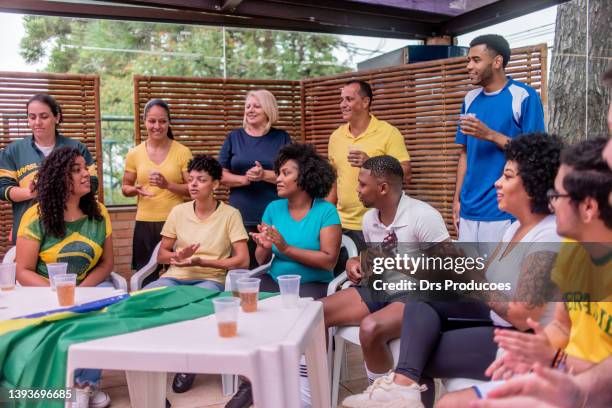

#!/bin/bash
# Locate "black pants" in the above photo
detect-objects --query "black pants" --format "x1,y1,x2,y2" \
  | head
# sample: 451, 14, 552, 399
132, 220, 165, 287
259, 273, 328, 300
245, 225, 260, 270
396, 302, 495, 407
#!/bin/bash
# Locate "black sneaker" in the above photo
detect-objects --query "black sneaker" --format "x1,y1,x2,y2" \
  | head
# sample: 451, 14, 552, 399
172, 373, 196, 393
225, 381, 253, 408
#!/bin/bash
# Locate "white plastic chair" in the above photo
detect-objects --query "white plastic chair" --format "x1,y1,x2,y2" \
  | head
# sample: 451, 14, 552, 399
3, 246, 128, 291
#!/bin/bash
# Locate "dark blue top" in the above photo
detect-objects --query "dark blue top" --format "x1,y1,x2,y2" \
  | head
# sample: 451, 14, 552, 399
218, 127, 292, 226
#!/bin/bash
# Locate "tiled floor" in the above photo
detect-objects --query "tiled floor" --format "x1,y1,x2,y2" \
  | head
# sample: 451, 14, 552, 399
101, 343, 368, 408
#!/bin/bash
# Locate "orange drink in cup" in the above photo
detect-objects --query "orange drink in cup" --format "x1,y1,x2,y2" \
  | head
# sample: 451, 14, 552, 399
55, 274, 77, 306
237, 277, 260, 313
212, 297, 240, 338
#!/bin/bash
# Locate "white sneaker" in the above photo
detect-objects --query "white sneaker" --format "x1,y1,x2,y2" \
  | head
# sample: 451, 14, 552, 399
88, 390, 111, 408
342, 373, 426, 408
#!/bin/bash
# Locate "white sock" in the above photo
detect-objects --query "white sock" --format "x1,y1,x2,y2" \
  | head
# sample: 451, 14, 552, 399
365, 366, 386, 385
299, 355, 311, 408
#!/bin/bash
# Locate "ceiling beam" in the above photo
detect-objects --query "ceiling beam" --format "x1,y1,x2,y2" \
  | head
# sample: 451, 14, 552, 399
440, 0, 568, 36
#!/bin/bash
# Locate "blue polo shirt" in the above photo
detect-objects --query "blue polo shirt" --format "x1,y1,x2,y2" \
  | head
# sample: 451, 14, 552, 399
455, 77, 545, 221
218, 127, 291, 226
263, 198, 341, 283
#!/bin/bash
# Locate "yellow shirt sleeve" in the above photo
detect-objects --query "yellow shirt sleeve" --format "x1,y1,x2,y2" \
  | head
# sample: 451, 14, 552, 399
99, 204, 112, 238
180, 144, 193, 173
124, 148, 137, 173
160, 205, 179, 239
17, 205, 41, 242
385, 126, 410, 162
227, 209, 249, 243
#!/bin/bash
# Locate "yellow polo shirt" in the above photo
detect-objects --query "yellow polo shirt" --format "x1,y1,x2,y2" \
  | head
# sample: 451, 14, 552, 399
328, 115, 410, 230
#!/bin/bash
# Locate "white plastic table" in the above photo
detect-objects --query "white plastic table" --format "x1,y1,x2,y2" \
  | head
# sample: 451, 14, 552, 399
65, 295, 330, 408
0, 286, 125, 320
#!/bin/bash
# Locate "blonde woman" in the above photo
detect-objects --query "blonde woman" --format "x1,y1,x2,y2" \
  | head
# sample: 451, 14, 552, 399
218, 89, 291, 269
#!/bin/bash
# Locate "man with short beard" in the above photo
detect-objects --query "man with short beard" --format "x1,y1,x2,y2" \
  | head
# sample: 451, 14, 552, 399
454, 35, 545, 246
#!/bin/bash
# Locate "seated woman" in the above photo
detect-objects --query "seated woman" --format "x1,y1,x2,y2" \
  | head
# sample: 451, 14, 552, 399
144, 155, 249, 290
15, 146, 113, 408
343, 133, 564, 408
224, 143, 342, 408
252, 142, 342, 298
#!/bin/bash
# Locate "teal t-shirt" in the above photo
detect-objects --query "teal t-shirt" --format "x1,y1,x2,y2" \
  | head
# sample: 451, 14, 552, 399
262, 198, 341, 283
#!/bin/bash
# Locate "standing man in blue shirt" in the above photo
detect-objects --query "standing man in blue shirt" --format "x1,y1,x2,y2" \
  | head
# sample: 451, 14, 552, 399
453, 34, 545, 245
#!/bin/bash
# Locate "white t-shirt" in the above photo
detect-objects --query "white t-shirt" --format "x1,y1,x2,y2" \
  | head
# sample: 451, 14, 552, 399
35, 143, 55, 157
486, 215, 561, 327
362, 193, 450, 245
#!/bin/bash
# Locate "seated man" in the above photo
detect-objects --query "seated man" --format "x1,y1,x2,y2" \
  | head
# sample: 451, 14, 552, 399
144, 154, 249, 393
439, 137, 612, 407
322, 155, 450, 384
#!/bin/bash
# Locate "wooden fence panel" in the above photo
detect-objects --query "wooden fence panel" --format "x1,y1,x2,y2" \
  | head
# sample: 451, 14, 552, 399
0, 72, 102, 258
302, 44, 547, 235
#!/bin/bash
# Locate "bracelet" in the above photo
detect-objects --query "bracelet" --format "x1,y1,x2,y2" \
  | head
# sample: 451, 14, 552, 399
551, 348, 562, 368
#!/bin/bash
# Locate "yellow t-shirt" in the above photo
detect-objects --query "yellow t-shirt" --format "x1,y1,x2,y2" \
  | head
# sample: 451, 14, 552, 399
328, 115, 410, 230
160, 201, 248, 283
124, 140, 193, 221
18, 203, 112, 284
552, 241, 612, 363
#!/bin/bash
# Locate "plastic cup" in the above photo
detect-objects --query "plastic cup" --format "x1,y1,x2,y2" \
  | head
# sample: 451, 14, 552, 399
278, 275, 301, 308
55, 273, 77, 306
0, 263, 16, 291
212, 297, 240, 338
237, 277, 260, 313
47, 262, 68, 291
227, 270, 250, 297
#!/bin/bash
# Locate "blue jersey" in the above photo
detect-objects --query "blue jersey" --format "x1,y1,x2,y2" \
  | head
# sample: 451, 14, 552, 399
455, 77, 545, 221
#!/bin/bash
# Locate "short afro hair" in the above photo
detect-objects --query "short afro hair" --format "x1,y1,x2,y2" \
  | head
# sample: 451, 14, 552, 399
274, 143, 336, 198
470, 34, 511, 68
504, 133, 563, 214
362, 155, 404, 189
187, 155, 222, 180
560, 137, 612, 228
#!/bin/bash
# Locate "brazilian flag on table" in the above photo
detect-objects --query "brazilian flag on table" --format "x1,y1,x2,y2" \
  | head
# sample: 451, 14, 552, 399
0, 286, 276, 408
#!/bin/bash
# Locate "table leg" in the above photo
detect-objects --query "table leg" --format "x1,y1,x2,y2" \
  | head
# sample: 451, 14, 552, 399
305, 317, 331, 408
125, 370, 167, 408
250, 348, 288, 408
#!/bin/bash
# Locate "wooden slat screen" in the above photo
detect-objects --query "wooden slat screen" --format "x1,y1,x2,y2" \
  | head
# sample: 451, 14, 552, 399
302, 44, 547, 235
0, 72, 102, 258
133, 76, 302, 152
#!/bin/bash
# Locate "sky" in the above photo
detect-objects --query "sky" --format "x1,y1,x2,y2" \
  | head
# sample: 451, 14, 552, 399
0, 6, 557, 72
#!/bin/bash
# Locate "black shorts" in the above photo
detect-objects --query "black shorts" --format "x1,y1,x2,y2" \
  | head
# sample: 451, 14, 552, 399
354, 285, 407, 313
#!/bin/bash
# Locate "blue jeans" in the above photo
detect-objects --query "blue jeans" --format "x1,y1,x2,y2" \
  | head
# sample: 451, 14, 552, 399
73, 279, 116, 387
143, 277, 224, 291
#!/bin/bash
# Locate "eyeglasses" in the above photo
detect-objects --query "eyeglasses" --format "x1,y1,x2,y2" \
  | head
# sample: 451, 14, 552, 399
546, 188, 571, 203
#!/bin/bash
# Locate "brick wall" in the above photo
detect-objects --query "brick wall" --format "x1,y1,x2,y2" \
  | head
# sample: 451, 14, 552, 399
108, 206, 136, 280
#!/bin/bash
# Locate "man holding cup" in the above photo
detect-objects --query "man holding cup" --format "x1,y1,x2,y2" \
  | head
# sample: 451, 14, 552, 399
454, 34, 545, 244
327, 80, 411, 254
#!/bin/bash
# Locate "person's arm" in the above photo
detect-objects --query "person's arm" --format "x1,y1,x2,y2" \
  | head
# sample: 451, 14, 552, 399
171, 240, 250, 270
453, 146, 467, 234
121, 170, 153, 197
157, 235, 179, 264
15, 236, 49, 286
79, 235, 114, 287
221, 168, 251, 188
149, 170, 190, 197
245, 161, 277, 184
267, 224, 342, 271
253, 230, 274, 266
325, 182, 338, 205
400, 161, 411, 186
0, 149, 34, 203
575, 356, 612, 407
460, 116, 511, 149
488, 251, 558, 330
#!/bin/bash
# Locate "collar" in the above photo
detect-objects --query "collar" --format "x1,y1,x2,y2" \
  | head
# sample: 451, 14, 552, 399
345, 114, 379, 139
372, 193, 411, 230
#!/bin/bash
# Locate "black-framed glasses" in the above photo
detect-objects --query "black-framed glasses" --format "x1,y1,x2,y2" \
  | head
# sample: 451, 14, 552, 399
546, 188, 571, 203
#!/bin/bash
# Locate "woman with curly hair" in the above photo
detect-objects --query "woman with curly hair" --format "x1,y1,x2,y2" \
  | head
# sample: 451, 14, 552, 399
15, 146, 112, 408
0, 94, 98, 244
16, 146, 113, 287
343, 133, 566, 408
225, 143, 341, 408
251, 143, 341, 298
